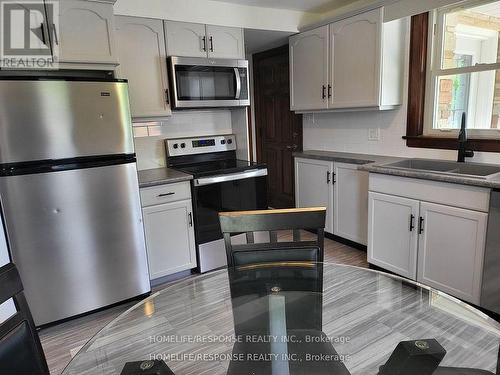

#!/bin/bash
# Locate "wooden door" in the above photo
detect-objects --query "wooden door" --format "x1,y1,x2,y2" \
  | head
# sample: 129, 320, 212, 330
164, 21, 207, 58
295, 158, 334, 234
333, 162, 369, 245
57, 0, 117, 64
206, 25, 245, 59
417, 202, 487, 304
329, 7, 382, 108
115, 16, 171, 118
142, 199, 197, 280
368, 192, 419, 280
289, 25, 329, 111
254, 45, 303, 208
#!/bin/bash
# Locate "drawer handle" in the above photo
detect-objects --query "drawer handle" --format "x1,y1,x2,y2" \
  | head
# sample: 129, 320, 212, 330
158, 192, 175, 197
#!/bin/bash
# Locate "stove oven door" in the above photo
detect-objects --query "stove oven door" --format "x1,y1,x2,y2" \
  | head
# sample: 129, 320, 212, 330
192, 169, 267, 272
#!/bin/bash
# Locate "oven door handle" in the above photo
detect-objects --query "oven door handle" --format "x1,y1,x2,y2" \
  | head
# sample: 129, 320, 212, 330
194, 168, 267, 186
234, 68, 241, 100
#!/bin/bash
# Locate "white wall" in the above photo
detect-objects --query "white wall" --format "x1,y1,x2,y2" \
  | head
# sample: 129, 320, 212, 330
303, 31, 500, 165
114, 0, 316, 32
134, 110, 233, 170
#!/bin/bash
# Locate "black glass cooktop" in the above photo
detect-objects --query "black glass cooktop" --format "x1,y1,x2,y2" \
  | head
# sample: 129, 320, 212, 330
175, 159, 265, 178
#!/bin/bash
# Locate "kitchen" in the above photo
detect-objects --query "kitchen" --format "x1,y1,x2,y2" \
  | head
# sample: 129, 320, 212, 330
0, 0, 499, 374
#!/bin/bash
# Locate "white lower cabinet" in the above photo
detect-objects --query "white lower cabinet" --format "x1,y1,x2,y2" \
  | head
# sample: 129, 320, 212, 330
295, 158, 334, 234
417, 202, 487, 305
142, 196, 197, 280
368, 174, 489, 305
368, 192, 419, 279
333, 163, 369, 245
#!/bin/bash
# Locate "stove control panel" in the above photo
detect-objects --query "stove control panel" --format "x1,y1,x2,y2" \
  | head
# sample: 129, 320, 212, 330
166, 135, 236, 156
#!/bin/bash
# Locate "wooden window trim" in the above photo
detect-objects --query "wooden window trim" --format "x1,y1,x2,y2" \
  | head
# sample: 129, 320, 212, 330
405, 12, 500, 152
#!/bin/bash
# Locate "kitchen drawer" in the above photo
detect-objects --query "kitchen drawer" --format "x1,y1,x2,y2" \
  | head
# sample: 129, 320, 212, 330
140, 182, 191, 207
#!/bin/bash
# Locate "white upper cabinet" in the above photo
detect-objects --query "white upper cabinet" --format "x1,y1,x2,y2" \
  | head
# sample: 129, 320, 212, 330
368, 192, 419, 280
115, 16, 171, 119
290, 7, 406, 112
164, 21, 207, 58
295, 158, 334, 234
290, 26, 329, 111
417, 202, 487, 305
329, 8, 382, 109
333, 163, 369, 245
56, 0, 118, 66
164, 21, 244, 59
206, 25, 245, 59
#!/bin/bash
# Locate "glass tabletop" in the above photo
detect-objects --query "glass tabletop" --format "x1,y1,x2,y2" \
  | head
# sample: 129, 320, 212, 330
62, 263, 500, 375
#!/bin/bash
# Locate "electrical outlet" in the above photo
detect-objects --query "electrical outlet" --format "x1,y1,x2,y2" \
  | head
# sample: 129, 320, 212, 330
368, 128, 380, 141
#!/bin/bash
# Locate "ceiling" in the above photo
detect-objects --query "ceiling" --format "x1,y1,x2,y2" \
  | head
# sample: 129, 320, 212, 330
210, 0, 357, 13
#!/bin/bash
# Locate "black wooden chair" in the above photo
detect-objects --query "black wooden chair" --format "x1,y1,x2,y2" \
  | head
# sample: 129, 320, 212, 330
0, 263, 50, 375
218, 207, 326, 267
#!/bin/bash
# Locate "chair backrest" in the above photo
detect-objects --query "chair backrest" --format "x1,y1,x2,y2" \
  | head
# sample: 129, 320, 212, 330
219, 207, 326, 267
0, 263, 49, 375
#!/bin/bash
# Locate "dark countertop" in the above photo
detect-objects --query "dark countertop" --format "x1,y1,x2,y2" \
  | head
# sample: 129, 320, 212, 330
360, 162, 500, 189
138, 167, 192, 188
295, 150, 500, 189
293, 150, 402, 165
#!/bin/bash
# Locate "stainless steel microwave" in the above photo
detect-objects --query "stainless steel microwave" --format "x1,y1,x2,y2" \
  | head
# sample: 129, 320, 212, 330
167, 56, 250, 109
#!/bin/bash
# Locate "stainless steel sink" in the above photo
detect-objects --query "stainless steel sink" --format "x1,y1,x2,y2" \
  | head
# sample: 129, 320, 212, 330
382, 159, 500, 180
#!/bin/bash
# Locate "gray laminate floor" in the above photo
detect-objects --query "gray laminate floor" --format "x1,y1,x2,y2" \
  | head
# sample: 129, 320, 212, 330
39, 231, 367, 375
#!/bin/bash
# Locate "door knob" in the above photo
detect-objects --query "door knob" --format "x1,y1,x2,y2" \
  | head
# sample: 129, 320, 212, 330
286, 145, 298, 150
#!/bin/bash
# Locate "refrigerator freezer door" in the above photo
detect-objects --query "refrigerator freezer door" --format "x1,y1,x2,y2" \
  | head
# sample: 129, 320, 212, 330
0, 162, 150, 325
0, 80, 134, 164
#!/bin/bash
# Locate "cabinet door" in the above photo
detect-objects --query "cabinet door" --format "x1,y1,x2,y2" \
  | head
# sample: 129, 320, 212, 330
417, 202, 487, 305
115, 16, 171, 118
329, 8, 382, 108
333, 163, 368, 245
206, 25, 245, 59
368, 192, 419, 279
164, 21, 207, 58
289, 26, 329, 111
142, 200, 197, 280
295, 158, 334, 233
56, 0, 117, 64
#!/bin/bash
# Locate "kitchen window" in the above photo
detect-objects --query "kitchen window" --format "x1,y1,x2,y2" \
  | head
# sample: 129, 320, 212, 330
406, 0, 500, 151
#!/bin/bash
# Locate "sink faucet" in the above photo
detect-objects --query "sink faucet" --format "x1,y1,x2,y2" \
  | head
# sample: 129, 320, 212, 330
457, 112, 474, 163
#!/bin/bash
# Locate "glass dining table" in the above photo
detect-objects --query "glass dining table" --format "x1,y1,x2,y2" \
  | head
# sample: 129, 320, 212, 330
62, 263, 500, 375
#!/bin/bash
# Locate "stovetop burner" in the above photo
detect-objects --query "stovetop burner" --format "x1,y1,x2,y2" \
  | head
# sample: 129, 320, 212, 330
175, 159, 264, 178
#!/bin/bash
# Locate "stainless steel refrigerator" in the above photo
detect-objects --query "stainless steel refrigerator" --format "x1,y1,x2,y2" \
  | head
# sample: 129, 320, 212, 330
0, 78, 151, 326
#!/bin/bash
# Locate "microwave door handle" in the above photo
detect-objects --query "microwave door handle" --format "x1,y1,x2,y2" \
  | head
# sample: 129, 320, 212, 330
234, 68, 241, 99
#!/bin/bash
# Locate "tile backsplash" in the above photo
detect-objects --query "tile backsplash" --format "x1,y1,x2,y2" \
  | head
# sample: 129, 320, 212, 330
133, 110, 233, 170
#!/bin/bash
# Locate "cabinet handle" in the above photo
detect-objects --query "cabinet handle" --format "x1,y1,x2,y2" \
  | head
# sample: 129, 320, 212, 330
328, 84, 332, 98
188, 212, 193, 227
333, 172, 336, 184
52, 23, 59, 45
158, 192, 175, 197
326, 171, 331, 184
165, 89, 170, 104
409, 214, 415, 232
322, 85, 326, 100
418, 216, 424, 234
202, 36, 207, 52
209, 36, 214, 52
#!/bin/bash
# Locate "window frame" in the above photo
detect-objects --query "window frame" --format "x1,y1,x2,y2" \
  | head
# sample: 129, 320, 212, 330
405, 1, 500, 152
